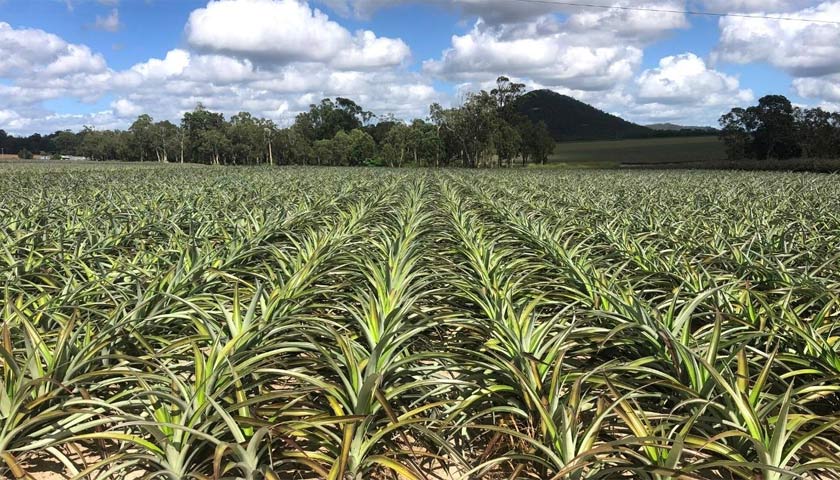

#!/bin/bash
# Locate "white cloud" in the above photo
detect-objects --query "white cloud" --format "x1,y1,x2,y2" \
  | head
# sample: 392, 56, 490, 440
700, 0, 816, 12
112, 49, 258, 88
111, 98, 142, 117
0, 109, 23, 127
331, 30, 412, 69
714, 1, 840, 77
323, 0, 692, 27
563, 1, 689, 40
422, 2, 687, 91
320, 0, 559, 23
120, 49, 191, 83
637, 53, 753, 105
110, 61, 442, 127
712, 1, 840, 110
92, 8, 121, 32
0, 14, 428, 134
0, 106, 125, 134
818, 101, 840, 111
793, 74, 840, 101
0, 22, 107, 78
185, 0, 409, 69
423, 18, 648, 91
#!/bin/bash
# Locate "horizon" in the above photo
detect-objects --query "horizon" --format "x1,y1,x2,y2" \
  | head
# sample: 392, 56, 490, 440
2, 0, 840, 136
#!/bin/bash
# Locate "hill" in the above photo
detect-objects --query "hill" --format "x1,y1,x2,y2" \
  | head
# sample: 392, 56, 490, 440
515, 89, 653, 141
647, 123, 717, 133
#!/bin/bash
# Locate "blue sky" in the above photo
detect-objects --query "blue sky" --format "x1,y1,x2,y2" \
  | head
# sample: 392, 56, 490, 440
1, 0, 838, 135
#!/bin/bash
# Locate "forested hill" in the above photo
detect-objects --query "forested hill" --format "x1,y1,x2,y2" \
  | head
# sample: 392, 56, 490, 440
515, 89, 653, 141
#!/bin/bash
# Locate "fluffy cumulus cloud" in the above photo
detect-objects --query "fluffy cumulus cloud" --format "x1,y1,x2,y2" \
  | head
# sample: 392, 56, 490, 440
0, 109, 24, 129
424, 26, 643, 91
110, 98, 143, 117
714, 1, 840, 77
637, 53, 753, 105
424, 2, 687, 91
713, 1, 840, 104
185, 0, 410, 69
793, 74, 840, 101
112, 49, 257, 87
108, 60, 442, 126
0, 0, 435, 134
0, 22, 107, 78
562, 1, 690, 40
0, 22, 114, 112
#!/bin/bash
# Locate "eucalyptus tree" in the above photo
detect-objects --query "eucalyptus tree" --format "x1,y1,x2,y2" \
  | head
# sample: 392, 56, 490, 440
129, 114, 156, 162
181, 103, 226, 164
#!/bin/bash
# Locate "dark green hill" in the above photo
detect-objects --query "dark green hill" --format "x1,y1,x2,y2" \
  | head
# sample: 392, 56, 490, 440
516, 89, 653, 141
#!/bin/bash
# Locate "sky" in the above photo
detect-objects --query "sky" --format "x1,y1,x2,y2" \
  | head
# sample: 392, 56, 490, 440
1, 0, 840, 135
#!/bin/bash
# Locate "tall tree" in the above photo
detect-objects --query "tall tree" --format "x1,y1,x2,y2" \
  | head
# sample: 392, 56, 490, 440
228, 112, 264, 165
491, 75, 526, 119
430, 92, 499, 168
259, 118, 277, 166
520, 120, 554, 165
720, 95, 804, 161
153, 120, 179, 163
181, 104, 226, 164
382, 123, 411, 167
718, 107, 754, 160
313, 138, 336, 166
52, 130, 81, 156
347, 129, 376, 166
748, 95, 801, 160
796, 107, 840, 158
493, 121, 521, 168
294, 98, 372, 142
129, 114, 156, 162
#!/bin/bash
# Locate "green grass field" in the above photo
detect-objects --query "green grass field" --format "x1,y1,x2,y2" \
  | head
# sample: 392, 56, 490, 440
2, 163, 840, 479
547, 136, 727, 168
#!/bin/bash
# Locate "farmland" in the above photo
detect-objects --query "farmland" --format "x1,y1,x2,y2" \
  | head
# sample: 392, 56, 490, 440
547, 136, 726, 168
2, 163, 840, 479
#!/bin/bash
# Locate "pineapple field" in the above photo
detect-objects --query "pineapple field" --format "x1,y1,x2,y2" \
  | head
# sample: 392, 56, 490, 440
2, 164, 840, 479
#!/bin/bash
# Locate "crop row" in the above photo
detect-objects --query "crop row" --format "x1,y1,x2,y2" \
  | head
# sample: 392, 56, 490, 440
1, 165, 839, 479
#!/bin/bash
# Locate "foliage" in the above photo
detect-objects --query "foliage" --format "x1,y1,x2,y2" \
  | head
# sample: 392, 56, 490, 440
719, 95, 840, 161
1, 164, 839, 479
15, 148, 32, 159
5, 86, 839, 169
0, 77, 584, 168
519, 120, 555, 165
295, 97, 373, 142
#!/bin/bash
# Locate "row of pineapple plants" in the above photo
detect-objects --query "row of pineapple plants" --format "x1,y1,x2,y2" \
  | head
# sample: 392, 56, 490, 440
1, 164, 839, 479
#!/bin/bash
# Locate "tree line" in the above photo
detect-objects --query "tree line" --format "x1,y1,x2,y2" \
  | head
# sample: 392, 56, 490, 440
2, 77, 555, 167
719, 95, 840, 161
